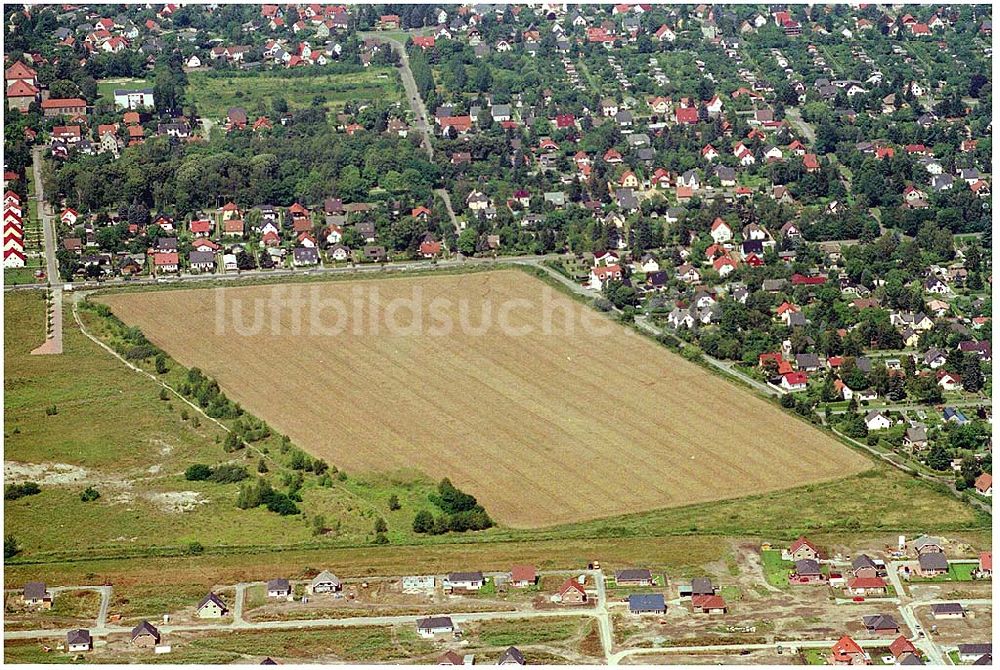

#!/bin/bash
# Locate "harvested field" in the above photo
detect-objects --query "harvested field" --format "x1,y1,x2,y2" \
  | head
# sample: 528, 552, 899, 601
97, 270, 870, 527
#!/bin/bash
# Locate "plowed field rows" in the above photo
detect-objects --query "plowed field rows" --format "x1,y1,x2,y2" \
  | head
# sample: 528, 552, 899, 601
98, 271, 870, 527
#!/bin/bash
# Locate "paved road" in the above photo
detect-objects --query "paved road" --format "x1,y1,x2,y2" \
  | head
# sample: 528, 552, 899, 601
825, 400, 986, 415
360, 32, 434, 160
5, 253, 572, 293
233, 583, 247, 626
785, 107, 816, 144
29, 146, 63, 354
435, 187, 462, 235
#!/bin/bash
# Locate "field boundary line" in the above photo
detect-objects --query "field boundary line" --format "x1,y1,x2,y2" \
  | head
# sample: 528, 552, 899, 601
71, 295, 235, 440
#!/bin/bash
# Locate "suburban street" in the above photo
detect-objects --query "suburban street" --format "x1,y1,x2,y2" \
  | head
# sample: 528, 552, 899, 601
357, 31, 434, 160
5, 565, 988, 665
29, 146, 63, 355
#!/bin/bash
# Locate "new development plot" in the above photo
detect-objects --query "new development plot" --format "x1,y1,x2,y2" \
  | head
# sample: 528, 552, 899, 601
98, 270, 870, 527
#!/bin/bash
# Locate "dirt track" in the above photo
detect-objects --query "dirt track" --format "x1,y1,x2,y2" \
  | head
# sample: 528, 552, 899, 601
98, 271, 869, 527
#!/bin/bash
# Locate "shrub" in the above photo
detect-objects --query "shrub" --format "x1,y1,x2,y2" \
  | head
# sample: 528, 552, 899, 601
4, 535, 20, 559
80, 486, 100, 502
187, 541, 205, 555
5, 482, 41, 500
185, 464, 214, 481
388, 494, 401, 511
412, 509, 434, 533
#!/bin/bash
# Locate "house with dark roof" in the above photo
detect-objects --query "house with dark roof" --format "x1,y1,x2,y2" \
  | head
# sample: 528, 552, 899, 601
862, 614, 899, 634
498, 646, 525, 665
917, 552, 949, 577
615, 569, 653, 586
131, 620, 160, 647
446, 572, 485, 590
267, 578, 291, 598
417, 616, 455, 638
197, 592, 229, 618
66, 629, 92, 652
930, 603, 965, 619
627, 593, 666, 614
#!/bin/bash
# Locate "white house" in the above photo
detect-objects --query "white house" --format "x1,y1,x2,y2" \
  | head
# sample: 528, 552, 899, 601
417, 616, 455, 638
589, 264, 622, 290
710, 218, 732, 243
113, 88, 155, 110
864, 411, 893, 431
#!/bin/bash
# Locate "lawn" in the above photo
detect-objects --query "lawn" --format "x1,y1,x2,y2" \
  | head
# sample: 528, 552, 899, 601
760, 550, 794, 588
96, 77, 149, 102
911, 561, 978, 583
186, 67, 402, 120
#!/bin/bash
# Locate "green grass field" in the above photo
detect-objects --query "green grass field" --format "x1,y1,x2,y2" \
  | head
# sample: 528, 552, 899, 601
910, 561, 978, 583
186, 68, 402, 120
474, 617, 585, 647
760, 550, 794, 588
97, 78, 150, 102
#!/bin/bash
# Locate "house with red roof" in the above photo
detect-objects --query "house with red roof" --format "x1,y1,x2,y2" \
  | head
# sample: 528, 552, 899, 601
789, 537, 820, 561
675, 107, 699, 125
5, 79, 39, 111
589, 264, 622, 290
4, 245, 26, 268
509, 565, 537, 588
419, 239, 442, 258
190, 219, 212, 237
889, 635, 917, 661
802, 153, 820, 172
781, 371, 808, 391
791, 273, 826, 286
152, 252, 179, 273
829, 635, 868, 665
846, 576, 887, 596
554, 114, 575, 129
977, 551, 991, 577
42, 98, 87, 118
713, 254, 737, 277
412, 36, 435, 49
974, 473, 992, 497
555, 578, 587, 604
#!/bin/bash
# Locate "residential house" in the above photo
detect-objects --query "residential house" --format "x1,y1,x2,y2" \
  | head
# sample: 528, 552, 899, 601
554, 578, 587, 604
417, 616, 455, 638
446, 572, 485, 591
309, 571, 342, 593
917, 552, 949, 577
196, 592, 228, 618
267, 578, 291, 598
130, 620, 160, 647
627, 594, 666, 615
66, 629, 92, 652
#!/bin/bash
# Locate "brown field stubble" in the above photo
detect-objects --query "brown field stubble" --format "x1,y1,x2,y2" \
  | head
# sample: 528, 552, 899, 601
97, 270, 870, 527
